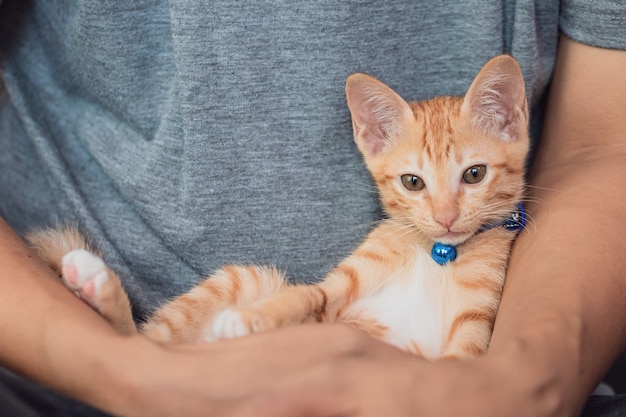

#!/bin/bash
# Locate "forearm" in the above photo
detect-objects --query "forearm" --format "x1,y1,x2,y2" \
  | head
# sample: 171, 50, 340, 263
0, 218, 145, 413
489, 158, 626, 414
486, 37, 626, 416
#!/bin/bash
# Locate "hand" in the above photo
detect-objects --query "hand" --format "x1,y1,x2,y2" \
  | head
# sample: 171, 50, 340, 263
225, 330, 561, 417
232, 335, 431, 417
126, 324, 506, 417
227, 331, 492, 417
119, 324, 422, 417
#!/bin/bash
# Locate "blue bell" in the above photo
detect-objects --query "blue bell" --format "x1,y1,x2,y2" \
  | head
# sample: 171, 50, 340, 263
431, 242, 457, 265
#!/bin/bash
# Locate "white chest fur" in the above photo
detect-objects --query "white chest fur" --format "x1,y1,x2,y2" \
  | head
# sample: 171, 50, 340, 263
342, 247, 457, 359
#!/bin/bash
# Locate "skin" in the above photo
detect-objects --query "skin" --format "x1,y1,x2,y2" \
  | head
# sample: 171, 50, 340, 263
0, 35, 625, 417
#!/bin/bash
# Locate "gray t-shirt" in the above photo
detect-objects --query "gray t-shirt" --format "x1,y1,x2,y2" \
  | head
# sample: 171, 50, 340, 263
0, 0, 624, 319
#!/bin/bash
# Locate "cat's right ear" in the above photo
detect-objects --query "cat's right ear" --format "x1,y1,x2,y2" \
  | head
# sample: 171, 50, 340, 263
345, 74, 414, 156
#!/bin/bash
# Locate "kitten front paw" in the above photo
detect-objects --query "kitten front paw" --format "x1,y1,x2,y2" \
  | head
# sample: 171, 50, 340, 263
61, 249, 110, 311
210, 308, 273, 340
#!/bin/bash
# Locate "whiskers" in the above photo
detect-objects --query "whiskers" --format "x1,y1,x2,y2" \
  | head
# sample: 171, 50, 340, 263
518, 183, 551, 234
353, 180, 382, 195
524, 183, 556, 192
521, 211, 538, 235
478, 198, 541, 235
474, 201, 515, 224
383, 214, 427, 241
352, 217, 387, 233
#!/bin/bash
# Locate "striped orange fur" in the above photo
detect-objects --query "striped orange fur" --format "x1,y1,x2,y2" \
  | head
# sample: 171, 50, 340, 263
28, 55, 529, 360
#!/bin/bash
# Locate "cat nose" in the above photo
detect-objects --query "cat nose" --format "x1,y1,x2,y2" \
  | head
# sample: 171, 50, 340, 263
434, 209, 459, 229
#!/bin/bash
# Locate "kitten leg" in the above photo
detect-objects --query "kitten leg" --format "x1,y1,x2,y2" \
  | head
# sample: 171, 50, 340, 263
27, 227, 137, 336
440, 316, 493, 360
211, 283, 326, 339
211, 231, 402, 340
440, 282, 500, 359
62, 250, 136, 336
141, 265, 287, 344
437, 290, 498, 359
212, 260, 376, 339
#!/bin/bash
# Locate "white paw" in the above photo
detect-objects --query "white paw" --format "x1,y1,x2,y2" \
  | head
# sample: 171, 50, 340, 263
211, 309, 252, 340
61, 249, 109, 299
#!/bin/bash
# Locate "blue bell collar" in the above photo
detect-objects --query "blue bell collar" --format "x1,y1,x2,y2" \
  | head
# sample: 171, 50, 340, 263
430, 203, 526, 266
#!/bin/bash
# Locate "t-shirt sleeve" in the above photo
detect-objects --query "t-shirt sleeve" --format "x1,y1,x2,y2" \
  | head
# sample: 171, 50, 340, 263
560, 0, 626, 49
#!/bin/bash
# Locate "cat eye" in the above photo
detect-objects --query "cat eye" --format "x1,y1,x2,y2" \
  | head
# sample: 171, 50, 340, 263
462, 165, 487, 184
400, 174, 425, 191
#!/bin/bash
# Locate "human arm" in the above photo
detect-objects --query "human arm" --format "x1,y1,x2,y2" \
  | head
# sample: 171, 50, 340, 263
0, 217, 186, 415
0, 217, 267, 415
0, 217, 140, 410
0, 216, 398, 416
487, 34, 626, 413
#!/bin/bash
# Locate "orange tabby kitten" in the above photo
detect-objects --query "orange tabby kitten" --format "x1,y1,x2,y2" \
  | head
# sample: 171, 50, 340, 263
28, 55, 529, 360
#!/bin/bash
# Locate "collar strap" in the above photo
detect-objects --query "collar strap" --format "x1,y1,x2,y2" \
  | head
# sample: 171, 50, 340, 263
480, 202, 526, 233
431, 203, 526, 266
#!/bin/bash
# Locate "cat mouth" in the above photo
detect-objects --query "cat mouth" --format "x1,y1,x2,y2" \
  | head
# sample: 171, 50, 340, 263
434, 231, 473, 245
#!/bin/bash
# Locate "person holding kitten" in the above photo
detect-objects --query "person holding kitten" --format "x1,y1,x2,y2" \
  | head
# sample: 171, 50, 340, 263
0, 1, 625, 417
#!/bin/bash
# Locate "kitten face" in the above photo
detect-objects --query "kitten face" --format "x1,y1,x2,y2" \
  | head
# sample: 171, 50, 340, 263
370, 97, 527, 245
346, 55, 529, 245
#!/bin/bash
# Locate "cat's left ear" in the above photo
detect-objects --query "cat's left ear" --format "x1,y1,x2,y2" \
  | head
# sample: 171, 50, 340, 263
461, 55, 529, 141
